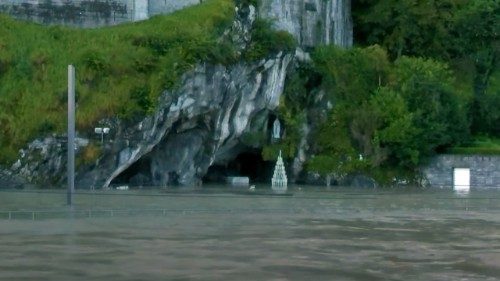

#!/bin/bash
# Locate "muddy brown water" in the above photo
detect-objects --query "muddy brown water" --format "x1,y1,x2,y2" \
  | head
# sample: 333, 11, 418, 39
0, 188, 499, 281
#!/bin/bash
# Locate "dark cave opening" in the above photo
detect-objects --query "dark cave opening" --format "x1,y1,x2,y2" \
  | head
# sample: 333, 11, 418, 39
110, 157, 152, 187
203, 151, 274, 184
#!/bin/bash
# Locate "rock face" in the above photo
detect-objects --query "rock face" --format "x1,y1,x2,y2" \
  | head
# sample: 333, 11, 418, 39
10, 136, 89, 187
0, 0, 352, 43
11, 4, 293, 188
99, 53, 292, 188
0, 168, 27, 189
9, 0, 353, 188
259, 0, 353, 48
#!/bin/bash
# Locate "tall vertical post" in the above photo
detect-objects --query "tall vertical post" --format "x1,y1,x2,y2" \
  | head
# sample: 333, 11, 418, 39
67, 65, 75, 206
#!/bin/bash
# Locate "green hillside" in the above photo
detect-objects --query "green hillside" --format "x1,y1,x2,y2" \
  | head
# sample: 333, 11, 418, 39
0, 0, 235, 163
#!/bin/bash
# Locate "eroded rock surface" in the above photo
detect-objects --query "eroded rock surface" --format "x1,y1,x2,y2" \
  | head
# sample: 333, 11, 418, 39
10, 1, 353, 188
259, 0, 352, 48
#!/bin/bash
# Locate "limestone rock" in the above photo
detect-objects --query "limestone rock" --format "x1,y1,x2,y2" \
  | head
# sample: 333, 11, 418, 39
0, 168, 27, 189
8, 1, 354, 188
259, 0, 353, 48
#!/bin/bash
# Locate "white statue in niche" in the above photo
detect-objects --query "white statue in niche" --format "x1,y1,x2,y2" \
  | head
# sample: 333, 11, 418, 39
272, 119, 281, 140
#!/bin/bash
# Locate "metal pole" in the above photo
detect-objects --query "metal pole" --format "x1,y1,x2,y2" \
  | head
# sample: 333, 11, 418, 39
67, 65, 75, 206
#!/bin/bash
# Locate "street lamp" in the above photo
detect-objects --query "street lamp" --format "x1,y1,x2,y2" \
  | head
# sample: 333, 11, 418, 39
68, 65, 75, 207
94, 127, 110, 143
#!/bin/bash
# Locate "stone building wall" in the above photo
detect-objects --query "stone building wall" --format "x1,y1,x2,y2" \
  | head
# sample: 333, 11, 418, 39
0, 0, 200, 27
423, 155, 500, 189
148, 0, 200, 17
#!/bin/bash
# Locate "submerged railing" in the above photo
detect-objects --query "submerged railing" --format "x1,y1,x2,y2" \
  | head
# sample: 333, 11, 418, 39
1, 189, 500, 220
0, 207, 304, 221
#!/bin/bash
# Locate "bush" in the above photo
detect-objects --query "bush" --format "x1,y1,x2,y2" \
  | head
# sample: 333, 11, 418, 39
244, 19, 296, 61
80, 49, 109, 73
78, 143, 102, 167
308, 45, 470, 177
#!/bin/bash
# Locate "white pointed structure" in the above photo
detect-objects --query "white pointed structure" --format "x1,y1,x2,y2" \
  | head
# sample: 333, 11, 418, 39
272, 150, 288, 190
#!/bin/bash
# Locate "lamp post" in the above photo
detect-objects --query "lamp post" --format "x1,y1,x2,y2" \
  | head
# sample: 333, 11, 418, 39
67, 65, 75, 207
94, 127, 110, 143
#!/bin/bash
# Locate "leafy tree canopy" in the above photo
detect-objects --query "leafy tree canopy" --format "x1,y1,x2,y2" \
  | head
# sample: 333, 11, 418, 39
307, 46, 468, 181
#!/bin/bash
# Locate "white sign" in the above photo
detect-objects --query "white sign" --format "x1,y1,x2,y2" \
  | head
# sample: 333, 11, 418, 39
453, 168, 470, 191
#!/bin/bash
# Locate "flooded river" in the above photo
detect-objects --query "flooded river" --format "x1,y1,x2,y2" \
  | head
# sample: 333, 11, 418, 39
0, 187, 499, 280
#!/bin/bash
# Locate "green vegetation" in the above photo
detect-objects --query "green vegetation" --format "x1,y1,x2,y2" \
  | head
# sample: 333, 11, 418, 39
0, 0, 235, 163
448, 137, 500, 155
77, 143, 102, 167
244, 19, 296, 61
0, 0, 496, 187
301, 45, 469, 183
261, 64, 315, 161
353, 0, 499, 136
286, 0, 499, 183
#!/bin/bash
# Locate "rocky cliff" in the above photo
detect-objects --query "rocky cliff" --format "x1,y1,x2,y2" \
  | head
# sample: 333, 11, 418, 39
260, 0, 352, 48
7, 0, 352, 188
0, 0, 353, 47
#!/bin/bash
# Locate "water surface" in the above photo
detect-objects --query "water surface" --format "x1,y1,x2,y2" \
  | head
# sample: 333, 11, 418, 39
0, 188, 499, 280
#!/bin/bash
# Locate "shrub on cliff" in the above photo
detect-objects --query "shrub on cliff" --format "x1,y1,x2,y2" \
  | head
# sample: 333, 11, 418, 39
244, 19, 296, 61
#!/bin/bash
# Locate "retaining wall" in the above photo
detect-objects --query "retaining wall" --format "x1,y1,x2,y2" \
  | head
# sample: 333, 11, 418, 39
423, 155, 500, 189
0, 0, 200, 27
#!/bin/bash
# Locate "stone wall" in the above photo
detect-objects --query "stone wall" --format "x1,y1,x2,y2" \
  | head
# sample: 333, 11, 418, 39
0, 0, 200, 27
423, 155, 500, 189
148, 0, 200, 17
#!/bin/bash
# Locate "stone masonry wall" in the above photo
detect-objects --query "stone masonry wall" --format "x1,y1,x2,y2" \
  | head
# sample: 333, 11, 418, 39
423, 155, 500, 189
148, 0, 200, 17
0, 0, 200, 27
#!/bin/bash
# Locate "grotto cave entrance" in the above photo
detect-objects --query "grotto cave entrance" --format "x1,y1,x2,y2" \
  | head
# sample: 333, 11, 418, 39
110, 156, 152, 188
203, 150, 274, 184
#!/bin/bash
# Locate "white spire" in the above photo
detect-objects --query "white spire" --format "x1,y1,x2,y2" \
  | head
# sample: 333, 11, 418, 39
272, 150, 288, 191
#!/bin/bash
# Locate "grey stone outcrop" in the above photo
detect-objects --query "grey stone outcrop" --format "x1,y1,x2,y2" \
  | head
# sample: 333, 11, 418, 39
259, 0, 353, 48
0, 168, 27, 189
6, 0, 354, 188
0, 0, 353, 46
10, 4, 293, 188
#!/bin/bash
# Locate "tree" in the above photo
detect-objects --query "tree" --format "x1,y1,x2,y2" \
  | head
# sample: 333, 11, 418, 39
392, 57, 469, 154
353, 0, 499, 137
308, 111, 363, 183
369, 87, 417, 167
312, 45, 390, 103
353, 0, 459, 59
452, 0, 500, 135
308, 47, 468, 180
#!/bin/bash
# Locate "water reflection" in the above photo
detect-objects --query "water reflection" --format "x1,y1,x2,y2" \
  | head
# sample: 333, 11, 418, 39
454, 189, 471, 197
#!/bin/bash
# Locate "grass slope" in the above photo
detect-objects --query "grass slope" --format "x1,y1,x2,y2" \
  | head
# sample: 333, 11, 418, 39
448, 137, 500, 155
0, 0, 235, 163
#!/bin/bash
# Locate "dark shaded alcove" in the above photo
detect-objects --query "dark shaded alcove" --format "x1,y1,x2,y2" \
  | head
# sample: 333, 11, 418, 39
203, 151, 274, 184
110, 156, 152, 187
